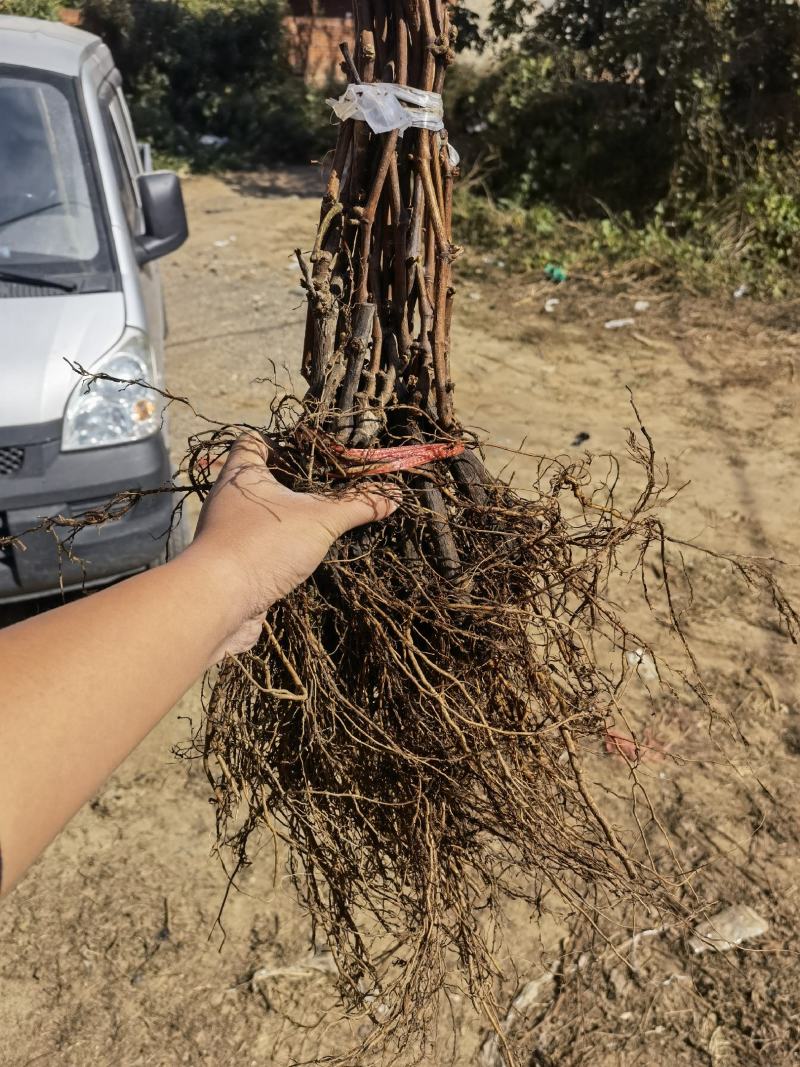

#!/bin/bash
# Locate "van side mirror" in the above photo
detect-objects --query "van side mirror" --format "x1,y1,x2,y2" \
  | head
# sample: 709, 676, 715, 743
134, 171, 188, 265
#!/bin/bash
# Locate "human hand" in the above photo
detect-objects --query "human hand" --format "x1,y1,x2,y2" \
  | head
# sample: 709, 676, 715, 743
190, 432, 399, 660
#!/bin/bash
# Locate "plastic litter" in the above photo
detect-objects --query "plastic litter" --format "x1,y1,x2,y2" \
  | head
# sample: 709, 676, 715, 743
634, 299, 650, 312
733, 283, 750, 299
544, 297, 560, 313
571, 431, 590, 446
198, 133, 229, 148
544, 262, 568, 284
442, 138, 460, 168
625, 647, 658, 681
690, 904, 769, 954
604, 318, 635, 330
327, 82, 444, 135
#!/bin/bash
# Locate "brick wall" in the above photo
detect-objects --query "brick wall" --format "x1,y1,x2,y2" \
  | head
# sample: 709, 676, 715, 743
283, 13, 353, 87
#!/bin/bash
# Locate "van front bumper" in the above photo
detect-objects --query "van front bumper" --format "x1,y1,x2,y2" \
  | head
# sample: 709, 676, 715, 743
0, 424, 174, 601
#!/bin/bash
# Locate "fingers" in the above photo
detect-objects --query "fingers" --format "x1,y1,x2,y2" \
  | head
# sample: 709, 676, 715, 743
212, 433, 401, 535
324, 484, 401, 534
216, 431, 275, 489
225, 430, 270, 467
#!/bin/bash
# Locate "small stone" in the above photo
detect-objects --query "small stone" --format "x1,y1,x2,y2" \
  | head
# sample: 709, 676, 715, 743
690, 904, 769, 953
625, 647, 658, 682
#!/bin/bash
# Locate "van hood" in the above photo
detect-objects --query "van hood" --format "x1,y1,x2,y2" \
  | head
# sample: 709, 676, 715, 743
0, 292, 125, 430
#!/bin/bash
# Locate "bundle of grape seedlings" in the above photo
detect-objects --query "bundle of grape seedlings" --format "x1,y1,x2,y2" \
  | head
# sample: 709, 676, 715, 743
182, 1, 798, 1061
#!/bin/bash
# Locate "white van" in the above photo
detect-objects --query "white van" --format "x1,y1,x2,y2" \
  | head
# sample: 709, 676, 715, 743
0, 15, 188, 600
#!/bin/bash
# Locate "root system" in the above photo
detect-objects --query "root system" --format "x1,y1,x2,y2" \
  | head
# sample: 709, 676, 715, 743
185, 398, 797, 1064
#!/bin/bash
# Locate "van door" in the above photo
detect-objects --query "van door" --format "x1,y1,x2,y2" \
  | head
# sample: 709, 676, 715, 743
98, 75, 165, 362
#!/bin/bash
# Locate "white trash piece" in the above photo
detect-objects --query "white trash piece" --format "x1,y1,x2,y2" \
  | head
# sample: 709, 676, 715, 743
544, 297, 560, 313
689, 904, 769, 954
604, 317, 635, 330
198, 133, 229, 148
328, 82, 444, 135
733, 283, 750, 300
625, 647, 658, 682
633, 299, 650, 312
443, 138, 460, 167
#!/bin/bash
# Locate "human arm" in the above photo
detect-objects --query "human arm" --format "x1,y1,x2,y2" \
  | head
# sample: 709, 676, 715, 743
0, 434, 396, 895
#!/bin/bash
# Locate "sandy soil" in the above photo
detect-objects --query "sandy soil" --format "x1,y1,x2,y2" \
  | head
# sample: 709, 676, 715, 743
1, 170, 799, 1067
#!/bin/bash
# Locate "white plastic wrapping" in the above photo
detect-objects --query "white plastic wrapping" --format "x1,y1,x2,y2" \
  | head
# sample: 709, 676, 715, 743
327, 82, 444, 135
443, 138, 460, 167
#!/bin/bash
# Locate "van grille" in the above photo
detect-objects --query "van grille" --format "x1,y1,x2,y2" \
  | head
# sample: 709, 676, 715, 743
0, 447, 24, 476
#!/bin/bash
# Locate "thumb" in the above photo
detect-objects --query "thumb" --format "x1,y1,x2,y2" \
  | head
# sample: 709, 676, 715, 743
217, 431, 272, 483
322, 484, 401, 535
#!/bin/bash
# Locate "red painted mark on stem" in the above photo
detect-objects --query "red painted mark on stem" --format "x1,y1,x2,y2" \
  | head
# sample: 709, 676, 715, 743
297, 426, 466, 477
337, 440, 465, 477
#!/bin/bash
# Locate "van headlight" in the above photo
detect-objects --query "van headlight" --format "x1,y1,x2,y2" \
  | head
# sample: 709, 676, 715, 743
62, 330, 164, 451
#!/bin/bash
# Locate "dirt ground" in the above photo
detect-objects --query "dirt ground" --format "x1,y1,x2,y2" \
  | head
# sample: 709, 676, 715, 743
1, 169, 799, 1067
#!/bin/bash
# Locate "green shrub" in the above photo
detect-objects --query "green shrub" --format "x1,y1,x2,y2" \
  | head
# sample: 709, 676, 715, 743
80, 0, 331, 166
445, 1, 800, 292
448, 53, 676, 220
0, 0, 61, 17
472, 0, 800, 214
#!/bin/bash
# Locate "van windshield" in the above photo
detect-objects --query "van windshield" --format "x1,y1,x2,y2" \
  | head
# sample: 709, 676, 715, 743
0, 66, 115, 293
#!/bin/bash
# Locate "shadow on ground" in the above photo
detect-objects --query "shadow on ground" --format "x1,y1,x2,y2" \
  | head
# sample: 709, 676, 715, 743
223, 166, 325, 200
